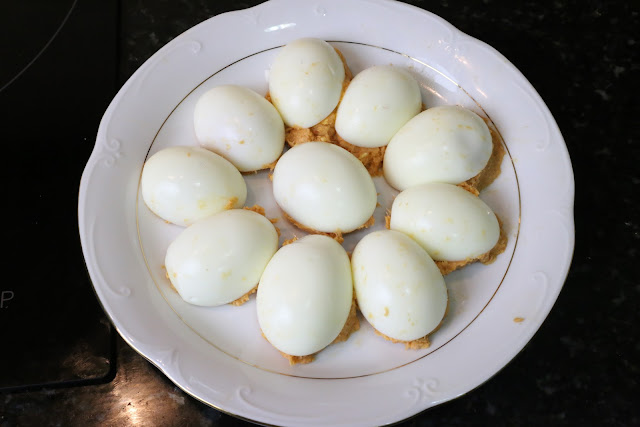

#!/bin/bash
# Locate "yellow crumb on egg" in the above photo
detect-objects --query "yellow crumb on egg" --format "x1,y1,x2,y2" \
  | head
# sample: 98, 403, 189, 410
223, 196, 239, 210
230, 286, 257, 306
282, 236, 298, 246
435, 216, 507, 275
374, 329, 431, 350
243, 204, 266, 215
261, 159, 278, 171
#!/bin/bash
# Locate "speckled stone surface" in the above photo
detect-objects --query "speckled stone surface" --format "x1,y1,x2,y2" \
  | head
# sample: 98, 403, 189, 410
1, 0, 638, 426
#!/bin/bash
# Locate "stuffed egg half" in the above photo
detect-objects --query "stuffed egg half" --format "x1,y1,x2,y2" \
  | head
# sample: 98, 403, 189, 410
141, 146, 246, 226
390, 183, 500, 262
272, 142, 377, 233
335, 65, 422, 148
268, 38, 346, 128
165, 209, 278, 306
193, 85, 285, 172
384, 105, 493, 191
257, 235, 353, 357
352, 230, 448, 342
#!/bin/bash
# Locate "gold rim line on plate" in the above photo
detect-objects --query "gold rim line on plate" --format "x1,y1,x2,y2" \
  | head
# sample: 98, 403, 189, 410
135, 42, 522, 380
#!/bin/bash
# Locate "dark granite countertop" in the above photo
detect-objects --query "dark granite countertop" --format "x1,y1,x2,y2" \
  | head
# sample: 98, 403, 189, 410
1, 0, 638, 425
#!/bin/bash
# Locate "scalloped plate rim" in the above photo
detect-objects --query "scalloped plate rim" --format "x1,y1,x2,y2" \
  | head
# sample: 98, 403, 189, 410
78, 0, 575, 425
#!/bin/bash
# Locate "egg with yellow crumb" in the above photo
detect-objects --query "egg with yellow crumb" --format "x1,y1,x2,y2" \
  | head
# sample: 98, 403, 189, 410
268, 38, 346, 128
383, 105, 493, 190
165, 209, 278, 307
257, 235, 357, 363
193, 85, 285, 172
335, 65, 422, 148
141, 146, 246, 226
352, 230, 448, 345
272, 141, 377, 234
390, 182, 500, 262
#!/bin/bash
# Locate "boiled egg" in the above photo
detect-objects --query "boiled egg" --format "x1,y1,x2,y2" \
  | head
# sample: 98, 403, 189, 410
383, 105, 493, 191
141, 146, 246, 226
272, 141, 377, 233
257, 235, 353, 357
335, 65, 422, 148
165, 209, 278, 306
390, 182, 500, 261
193, 85, 285, 172
268, 38, 346, 128
352, 230, 448, 342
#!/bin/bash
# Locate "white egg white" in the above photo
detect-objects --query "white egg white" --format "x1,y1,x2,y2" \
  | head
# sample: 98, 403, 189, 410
383, 105, 494, 191
165, 209, 278, 307
335, 65, 422, 148
272, 142, 377, 233
390, 183, 500, 261
140, 146, 246, 226
352, 230, 448, 342
193, 85, 285, 172
257, 235, 353, 357
268, 38, 345, 128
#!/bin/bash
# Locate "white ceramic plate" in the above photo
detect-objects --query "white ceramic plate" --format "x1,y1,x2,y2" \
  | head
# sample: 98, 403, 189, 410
78, 0, 575, 425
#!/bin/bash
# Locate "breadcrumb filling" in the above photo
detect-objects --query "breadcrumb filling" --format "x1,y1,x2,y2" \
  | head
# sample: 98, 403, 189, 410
281, 210, 375, 244
370, 297, 450, 349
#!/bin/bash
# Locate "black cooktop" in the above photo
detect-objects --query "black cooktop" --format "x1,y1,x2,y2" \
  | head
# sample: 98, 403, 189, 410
0, 0, 118, 390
